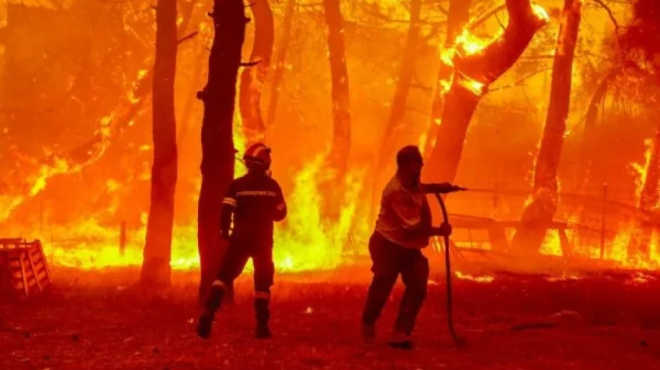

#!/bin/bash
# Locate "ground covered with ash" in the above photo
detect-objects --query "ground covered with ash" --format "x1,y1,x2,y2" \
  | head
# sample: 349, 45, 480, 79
2, 266, 660, 370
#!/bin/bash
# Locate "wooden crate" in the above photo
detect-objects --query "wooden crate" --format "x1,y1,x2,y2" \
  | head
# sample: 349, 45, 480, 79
0, 238, 52, 299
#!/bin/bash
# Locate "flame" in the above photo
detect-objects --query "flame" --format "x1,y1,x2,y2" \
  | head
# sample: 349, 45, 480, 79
16, 153, 367, 272
455, 271, 494, 283
539, 230, 563, 256
545, 273, 580, 282
632, 138, 654, 202
273, 157, 366, 271
128, 69, 149, 104
532, 4, 550, 22
455, 28, 493, 57
457, 74, 486, 96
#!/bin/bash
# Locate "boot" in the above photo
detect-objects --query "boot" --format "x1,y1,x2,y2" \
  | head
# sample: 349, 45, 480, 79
197, 310, 214, 339
254, 296, 271, 339
387, 330, 413, 350
197, 283, 226, 339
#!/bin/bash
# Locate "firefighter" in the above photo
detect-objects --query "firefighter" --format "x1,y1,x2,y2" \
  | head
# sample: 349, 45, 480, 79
197, 143, 287, 340
362, 145, 463, 349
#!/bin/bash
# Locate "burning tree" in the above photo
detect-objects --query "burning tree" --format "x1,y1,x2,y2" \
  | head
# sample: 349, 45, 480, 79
423, 0, 471, 159
141, 0, 179, 286
423, 0, 548, 184
321, 0, 351, 216
267, 0, 296, 125
621, 0, 660, 260
239, 0, 274, 144
511, 0, 582, 256
197, 0, 246, 302
371, 0, 421, 213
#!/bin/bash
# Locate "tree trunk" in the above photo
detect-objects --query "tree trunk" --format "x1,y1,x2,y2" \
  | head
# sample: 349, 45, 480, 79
639, 130, 660, 212
197, 0, 245, 304
141, 0, 179, 287
177, 42, 206, 151
628, 128, 660, 260
239, 0, 274, 145
321, 0, 351, 217
423, 0, 547, 184
578, 61, 645, 190
370, 0, 422, 217
579, 70, 615, 175
511, 0, 582, 256
266, 0, 295, 125
423, 0, 471, 160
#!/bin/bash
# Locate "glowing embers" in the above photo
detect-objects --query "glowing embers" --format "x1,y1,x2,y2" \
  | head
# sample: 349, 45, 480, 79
455, 271, 494, 283
625, 272, 656, 285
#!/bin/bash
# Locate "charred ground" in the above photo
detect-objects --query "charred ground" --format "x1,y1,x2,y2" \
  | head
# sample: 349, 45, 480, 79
2, 266, 660, 370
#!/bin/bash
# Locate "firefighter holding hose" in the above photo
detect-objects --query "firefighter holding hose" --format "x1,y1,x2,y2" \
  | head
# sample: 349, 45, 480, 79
362, 145, 464, 349
197, 143, 287, 340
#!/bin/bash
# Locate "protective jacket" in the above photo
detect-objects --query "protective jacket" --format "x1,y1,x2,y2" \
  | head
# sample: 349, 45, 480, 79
221, 171, 287, 242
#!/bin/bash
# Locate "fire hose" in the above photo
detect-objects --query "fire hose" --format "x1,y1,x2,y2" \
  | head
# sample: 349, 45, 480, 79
434, 189, 467, 346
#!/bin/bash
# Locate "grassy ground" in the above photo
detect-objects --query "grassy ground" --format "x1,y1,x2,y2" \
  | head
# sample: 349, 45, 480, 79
2, 266, 660, 370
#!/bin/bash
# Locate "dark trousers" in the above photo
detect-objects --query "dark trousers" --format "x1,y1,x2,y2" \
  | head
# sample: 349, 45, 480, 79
362, 232, 429, 335
205, 236, 275, 323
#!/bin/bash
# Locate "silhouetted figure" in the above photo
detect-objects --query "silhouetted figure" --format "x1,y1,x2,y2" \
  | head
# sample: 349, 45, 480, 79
362, 145, 463, 349
198, 143, 287, 340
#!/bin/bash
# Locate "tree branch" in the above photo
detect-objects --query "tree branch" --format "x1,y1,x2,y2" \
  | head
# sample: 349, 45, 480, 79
488, 67, 552, 92
177, 31, 198, 45
591, 0, 620, 31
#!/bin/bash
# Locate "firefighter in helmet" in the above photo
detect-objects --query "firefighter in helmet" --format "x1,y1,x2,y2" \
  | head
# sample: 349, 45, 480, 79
362, 145, 463, 349
197, 143, 287, 340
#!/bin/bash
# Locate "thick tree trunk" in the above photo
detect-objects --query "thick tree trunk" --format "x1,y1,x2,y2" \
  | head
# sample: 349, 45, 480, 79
423, 0, 547, 184
141, 0, 179, 287
370, 0, 422, 217
321, 0, 351, 217
511, 0, 582, 255
197, 0, 245, 303
266, 0, 295, 125
423, 0, 471, 160
239, 0, 274, 145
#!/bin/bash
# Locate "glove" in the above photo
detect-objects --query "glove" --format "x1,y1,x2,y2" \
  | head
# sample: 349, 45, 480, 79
423, 183, 466, 194
430, 223, 452, 237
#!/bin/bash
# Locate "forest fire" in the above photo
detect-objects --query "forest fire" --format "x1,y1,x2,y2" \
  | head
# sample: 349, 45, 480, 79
4, 0, 660, 366
1, 0, 659, 275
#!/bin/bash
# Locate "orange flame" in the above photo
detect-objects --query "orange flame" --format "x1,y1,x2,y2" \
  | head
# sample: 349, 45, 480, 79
455, 271, 494, 283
